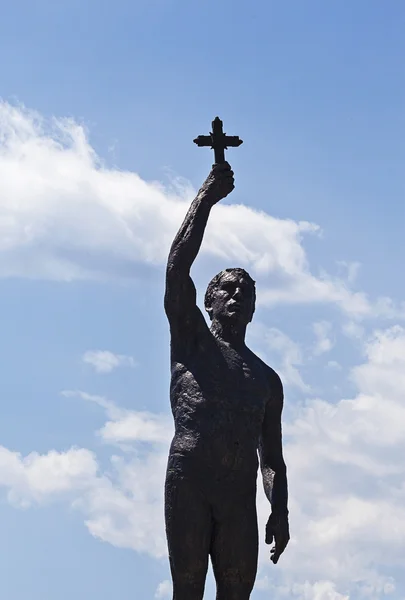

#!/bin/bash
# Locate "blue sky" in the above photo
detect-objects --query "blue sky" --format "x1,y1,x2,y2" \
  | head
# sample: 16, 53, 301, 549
0, 1, 404, 599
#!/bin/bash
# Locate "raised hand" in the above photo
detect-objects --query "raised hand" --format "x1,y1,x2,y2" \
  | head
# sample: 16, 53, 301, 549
198, 162, 235, 205
265, 512, 290, 565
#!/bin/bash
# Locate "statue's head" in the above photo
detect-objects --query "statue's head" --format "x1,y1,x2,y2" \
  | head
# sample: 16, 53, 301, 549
204, 268, 256, 326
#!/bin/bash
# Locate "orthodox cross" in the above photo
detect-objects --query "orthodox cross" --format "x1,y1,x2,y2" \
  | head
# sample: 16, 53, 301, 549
193, 117, 243, 164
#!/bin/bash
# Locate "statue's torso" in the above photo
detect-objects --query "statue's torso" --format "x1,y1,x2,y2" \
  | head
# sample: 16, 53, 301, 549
169, 325, 271, 484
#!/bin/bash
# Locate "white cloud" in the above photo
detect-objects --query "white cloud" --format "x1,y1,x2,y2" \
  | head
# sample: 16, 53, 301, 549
60, 391, 170, 555
62, 390, 115, 413
3, 101, 405, 598
0, 391, 170, 557
0, 446, 98, 507
249, 324, 311, 393
312, 321, 334, 355
336, 261, 361, 285
0, 102, 403, 320
272, 325, 405, 594
256, 578, 350, 600
326, 360, 341, 370
342, 321, 365, 340
292, 581, 349, 600
76, 451, 168, 558
100, 413, 172, 445
62, 390, 173, 446
4, 326, 405, 596
83, 350, 137, 373
155, 580, 172, 599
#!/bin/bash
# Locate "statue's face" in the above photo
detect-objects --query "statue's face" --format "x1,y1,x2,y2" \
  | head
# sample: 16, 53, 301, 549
209, 272, 255, 326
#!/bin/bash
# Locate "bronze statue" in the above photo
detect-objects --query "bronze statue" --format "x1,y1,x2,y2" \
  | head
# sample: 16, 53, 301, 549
164, 119, 289, 599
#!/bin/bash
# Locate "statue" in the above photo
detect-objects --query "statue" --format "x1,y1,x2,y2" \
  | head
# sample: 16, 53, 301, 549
164, 118, 290, 600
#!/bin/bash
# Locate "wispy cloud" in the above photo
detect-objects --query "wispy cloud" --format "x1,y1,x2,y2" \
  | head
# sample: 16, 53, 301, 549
312, 320, 334, 355
250, 324, 311, 393
155, 580, 172, 598
61, 390, 173, 446
82, 350, 137, 374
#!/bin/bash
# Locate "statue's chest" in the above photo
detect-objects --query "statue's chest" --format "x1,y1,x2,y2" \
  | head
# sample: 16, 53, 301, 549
207, 342, 269, 410
223, 348, 261, 386
179, 335, 270, 418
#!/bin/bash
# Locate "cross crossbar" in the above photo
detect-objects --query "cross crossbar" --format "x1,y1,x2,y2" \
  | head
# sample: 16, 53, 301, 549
193, 117, 243, 164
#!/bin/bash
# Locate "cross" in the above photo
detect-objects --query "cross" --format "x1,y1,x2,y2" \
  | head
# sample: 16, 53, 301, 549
193, 117, 243, 164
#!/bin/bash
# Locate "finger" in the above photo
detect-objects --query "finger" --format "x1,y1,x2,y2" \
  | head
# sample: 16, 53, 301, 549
271, 536, 288, 564
212, 161, 231, 171
265, 530, 274, 545
218, 170, 234, 180
271, 541, 283, 564
223, 181, 234, 191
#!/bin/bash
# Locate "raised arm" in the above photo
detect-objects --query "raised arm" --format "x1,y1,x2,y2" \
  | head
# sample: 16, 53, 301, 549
259, 372, 290, 564
164, 163, 234, 331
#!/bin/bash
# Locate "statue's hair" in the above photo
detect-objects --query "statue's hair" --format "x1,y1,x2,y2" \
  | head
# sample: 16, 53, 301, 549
204, 268, 256, 320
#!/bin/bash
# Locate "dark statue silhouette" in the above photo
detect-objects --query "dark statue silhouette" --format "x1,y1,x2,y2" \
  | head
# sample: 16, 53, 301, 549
164, 122, 289, 599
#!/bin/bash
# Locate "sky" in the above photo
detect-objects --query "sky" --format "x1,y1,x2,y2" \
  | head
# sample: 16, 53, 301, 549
0, 1, 404, 598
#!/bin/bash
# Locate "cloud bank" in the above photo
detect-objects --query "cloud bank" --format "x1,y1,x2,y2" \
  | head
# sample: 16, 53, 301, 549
1, 101, 405, 599
1, 325, 405, 597
0, 102, 403, 319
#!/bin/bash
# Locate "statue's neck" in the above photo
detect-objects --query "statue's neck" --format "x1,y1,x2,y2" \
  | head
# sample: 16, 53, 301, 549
210, 319, 247, 350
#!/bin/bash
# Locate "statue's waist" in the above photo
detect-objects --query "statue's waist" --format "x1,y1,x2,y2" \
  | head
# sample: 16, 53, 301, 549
166, 451, 258, 492
169, 434, 259, 473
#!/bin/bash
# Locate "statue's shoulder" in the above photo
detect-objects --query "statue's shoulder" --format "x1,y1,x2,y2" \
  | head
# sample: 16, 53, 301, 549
249, 350, 283, 396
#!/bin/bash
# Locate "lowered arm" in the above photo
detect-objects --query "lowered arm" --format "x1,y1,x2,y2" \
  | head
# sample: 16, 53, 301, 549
259, 372, 289, 564
259, 374, 288, 516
